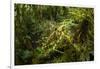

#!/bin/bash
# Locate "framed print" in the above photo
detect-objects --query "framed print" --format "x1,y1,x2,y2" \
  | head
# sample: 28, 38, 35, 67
10, 0, 95, 69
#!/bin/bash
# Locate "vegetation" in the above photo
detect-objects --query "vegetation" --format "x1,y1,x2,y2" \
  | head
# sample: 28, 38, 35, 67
15, 4, 94, 65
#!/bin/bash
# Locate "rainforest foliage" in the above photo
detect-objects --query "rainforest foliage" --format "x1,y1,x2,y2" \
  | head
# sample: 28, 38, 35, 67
15, 4, 94, 65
